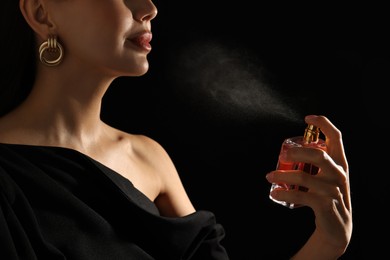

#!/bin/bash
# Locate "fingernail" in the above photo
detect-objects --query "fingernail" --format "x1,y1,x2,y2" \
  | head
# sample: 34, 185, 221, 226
266, 172, 274, 181
305, 115, 317, 120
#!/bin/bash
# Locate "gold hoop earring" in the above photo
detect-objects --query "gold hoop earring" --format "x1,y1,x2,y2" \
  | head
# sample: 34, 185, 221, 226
39, 35, 64, 66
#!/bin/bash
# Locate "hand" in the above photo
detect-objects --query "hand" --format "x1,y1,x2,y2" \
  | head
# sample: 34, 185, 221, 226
266, 115, 352, 259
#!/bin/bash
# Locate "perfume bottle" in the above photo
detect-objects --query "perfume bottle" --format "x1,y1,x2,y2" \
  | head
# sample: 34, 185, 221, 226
269, 124, 327, 209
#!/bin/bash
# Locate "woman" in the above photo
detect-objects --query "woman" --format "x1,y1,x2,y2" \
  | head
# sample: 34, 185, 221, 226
0, 0, 352, 259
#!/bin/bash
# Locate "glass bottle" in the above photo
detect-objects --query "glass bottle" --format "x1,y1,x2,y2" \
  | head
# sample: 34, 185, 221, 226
269, 124, 327, 209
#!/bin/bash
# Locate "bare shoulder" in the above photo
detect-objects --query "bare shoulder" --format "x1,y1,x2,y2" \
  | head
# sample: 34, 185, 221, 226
129, 134, 169, 159
119, 131, 196, 217
123, 132, 180, 185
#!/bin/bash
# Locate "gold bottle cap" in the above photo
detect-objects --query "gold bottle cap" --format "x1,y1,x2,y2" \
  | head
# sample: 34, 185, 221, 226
304, 124, 320, 143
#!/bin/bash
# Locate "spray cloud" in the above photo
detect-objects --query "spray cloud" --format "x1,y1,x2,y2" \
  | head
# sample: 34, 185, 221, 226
169, 40, 302, 123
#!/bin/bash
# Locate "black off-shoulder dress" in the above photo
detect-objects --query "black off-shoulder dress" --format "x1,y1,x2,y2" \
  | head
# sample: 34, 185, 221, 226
0, 143, 229, 260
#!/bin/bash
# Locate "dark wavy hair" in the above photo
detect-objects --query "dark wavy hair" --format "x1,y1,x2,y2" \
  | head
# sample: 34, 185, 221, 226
0, 0, 36, 117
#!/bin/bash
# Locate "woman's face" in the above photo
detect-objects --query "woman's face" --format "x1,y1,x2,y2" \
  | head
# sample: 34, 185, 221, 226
47, 0, 157, 77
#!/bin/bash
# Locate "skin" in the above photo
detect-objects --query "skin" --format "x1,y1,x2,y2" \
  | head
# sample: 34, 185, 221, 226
0, 0, 194, 218
0, 0, 352, 258
267, 115, 352, 259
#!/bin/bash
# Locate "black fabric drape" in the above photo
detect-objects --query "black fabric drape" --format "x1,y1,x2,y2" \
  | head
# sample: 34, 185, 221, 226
0, 143, 229, 260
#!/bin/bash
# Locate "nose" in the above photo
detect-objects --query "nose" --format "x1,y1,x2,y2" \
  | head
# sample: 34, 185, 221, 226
131, 0, 158, 22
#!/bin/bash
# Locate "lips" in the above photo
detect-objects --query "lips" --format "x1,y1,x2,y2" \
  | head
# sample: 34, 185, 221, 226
129, 32, 152, 51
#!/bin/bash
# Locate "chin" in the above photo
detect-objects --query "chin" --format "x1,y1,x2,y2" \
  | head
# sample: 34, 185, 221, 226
132, 62, 149, 76
117, 61, 149, 77
131, 67, 149, 77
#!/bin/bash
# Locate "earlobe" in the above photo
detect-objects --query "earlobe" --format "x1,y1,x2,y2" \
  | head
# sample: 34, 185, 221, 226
19, 0, 55, 40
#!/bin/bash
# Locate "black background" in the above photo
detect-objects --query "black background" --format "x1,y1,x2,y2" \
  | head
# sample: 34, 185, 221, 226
101, 2, 389, 259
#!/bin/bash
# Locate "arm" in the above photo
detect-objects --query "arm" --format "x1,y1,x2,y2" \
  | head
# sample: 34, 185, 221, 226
266, 115, 352, 259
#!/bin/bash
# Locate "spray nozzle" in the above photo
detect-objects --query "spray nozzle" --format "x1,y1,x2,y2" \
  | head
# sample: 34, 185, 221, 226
304, 124, 320, 144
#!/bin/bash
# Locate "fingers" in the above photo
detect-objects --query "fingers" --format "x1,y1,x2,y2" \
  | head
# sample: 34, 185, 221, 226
304, 115, 348, 173
267, 164, 348, 207
285, 147, 340, 183
267, 115, 352, 211
270, 146, 351, 210
267, 115, 353, 254
304, 115, 351, 210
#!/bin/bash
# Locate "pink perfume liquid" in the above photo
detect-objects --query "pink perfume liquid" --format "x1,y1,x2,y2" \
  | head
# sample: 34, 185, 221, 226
269, 125, 327, 209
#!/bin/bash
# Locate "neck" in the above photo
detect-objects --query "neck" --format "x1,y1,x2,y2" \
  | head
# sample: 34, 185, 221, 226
3, 68, 116, 148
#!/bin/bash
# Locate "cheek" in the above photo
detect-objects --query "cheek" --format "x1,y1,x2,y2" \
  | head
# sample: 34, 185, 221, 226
97, 4, 133, 37
55, 5, 136, 69
59, 20, 122, 62
89, 13, 132, 52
